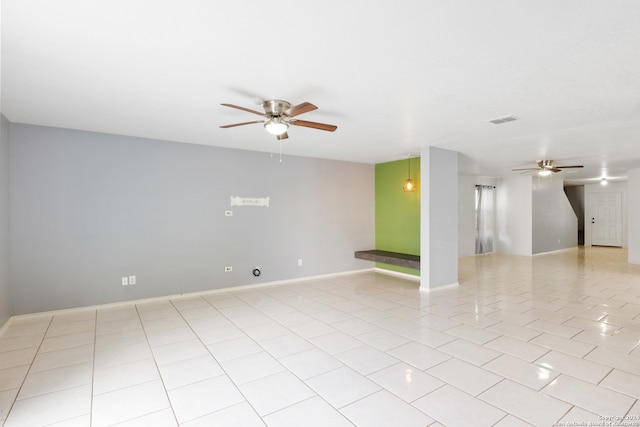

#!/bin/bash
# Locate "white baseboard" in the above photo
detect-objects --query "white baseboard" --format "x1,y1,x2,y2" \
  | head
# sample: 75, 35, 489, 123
8, 269, 375, 322
533, 246, 578, 256
374, 268, 420, 282
419, 281, 459, 292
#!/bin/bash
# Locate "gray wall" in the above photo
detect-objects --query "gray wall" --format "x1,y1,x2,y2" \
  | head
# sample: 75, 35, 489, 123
532, 176, 577, 254
0, 115, 11, 325
496, 176, 533, 256
10, 124, 374, 314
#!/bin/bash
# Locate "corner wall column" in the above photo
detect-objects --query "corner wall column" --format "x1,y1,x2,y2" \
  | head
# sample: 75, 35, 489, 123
420, 146, 459, 291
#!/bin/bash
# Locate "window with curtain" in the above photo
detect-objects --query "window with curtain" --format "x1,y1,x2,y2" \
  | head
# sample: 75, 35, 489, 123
475, 185, 495, 254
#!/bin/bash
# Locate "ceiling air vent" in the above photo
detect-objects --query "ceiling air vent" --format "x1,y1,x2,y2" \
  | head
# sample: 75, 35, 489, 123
488, 115, 518, 124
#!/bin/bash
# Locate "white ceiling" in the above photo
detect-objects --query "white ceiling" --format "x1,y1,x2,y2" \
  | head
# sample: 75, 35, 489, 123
3, 0, 640, 184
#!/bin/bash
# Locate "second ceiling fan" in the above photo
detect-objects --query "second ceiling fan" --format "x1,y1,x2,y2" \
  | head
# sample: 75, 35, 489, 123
220, 99, 337, 140
512, 160, 583, 176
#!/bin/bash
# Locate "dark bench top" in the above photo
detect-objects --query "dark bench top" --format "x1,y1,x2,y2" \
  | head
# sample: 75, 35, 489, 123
354, 250, 420, 270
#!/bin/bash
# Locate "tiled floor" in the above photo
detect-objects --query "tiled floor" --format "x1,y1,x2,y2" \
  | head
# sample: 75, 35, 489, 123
1, 246, 640, 426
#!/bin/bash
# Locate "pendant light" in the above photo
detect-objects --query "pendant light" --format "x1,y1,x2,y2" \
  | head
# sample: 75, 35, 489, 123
403, 155, 416, 192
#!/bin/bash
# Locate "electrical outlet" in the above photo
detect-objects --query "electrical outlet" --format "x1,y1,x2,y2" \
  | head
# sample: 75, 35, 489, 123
225, 266, 233, 272
129, 275, 136, 285
121, 277, 129, 286
225, 210, 233, 216
298, 259, 303, 266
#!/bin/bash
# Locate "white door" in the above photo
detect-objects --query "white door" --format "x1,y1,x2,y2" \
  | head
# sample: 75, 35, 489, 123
590, 192, 622, 247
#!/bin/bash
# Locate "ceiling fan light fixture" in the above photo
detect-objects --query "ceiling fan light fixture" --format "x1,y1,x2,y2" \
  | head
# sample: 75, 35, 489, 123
601, 177, 608, 185
264, 119, 289, 136
538, 169, 552, 177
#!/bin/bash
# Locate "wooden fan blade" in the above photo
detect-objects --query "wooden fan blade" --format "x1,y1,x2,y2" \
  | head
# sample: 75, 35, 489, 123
555, 165, 584, 169
276, 132, 289, 140
291, 120, 337, 132
551, 168, 562, 173
285, 102, 318, 118
219, 120, 262, 128
221, 103, 264, 116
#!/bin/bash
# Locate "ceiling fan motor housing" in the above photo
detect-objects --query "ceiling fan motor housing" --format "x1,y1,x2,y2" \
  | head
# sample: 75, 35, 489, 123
263, 100, 291, 116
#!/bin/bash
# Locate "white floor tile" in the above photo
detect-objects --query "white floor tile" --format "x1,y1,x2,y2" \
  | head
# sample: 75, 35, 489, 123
557, 406, 604, 425
369, 362, 444, 402
158, 354, 223, 390
335, 345, 398, 375
543, 374, 635, 417
280, 348, 343, 379
258, 333, 314, 358
308, 331, 363, 354
39, 331, 95, 353
4, 384, 91, 427
0, 365, 29, 392
151, 338, 209, 366
483, 354, 559, 390
413, 385, 505, 427
528, 332, 595, 358
18, 361, 93, 399
446, 324, 501, 345
400, 326, 457, 347
437, 338, 501, 366
484, 335, 549, 362
239, 371, 315, 416
167, 375, 245, 423
585, 346, 640, 376
180, 402, 264, 427
386, 341, 451, 370
0, 388, 19, 422
113, 408, 178, 427
264, 396, 353, 427
92, 380, 170, 427
599, 369, 640, 399
479, 379, 571, 426
426, 358, 501, 396
0, 347, 38, 370
31, 344, 95, 372
535, 350, 611, 384
305, 366, 380, 408
341, 389, 434, 427
206, 336, 262, 362
146, 325, 196, 348
356, 328, 412, 351
220, 351, 285, 385
94, 342, 152, 370
93, 357, 160, 395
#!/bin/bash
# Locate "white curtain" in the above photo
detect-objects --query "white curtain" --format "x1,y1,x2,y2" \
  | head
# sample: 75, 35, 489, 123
475, 185, 495, 254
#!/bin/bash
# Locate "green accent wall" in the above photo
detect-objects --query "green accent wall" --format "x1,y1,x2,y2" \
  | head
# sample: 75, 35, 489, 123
375, 158, 420, 276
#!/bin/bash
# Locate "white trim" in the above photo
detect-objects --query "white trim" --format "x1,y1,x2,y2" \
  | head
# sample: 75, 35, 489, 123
8, 269, 375, 321
374, 268, 420, 282
419, 281, 459, 292
533, 246, 578, 256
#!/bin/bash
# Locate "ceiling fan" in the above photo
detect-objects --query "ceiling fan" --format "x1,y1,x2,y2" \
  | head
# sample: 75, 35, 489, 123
220, 99, 337, 140
512, 160, 584, 176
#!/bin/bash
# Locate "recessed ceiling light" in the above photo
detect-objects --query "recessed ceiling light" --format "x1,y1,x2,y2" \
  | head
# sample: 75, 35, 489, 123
488, 115, 519, 124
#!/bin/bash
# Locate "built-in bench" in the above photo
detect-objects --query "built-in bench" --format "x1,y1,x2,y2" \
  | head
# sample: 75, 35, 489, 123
354, 250, 420, 270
